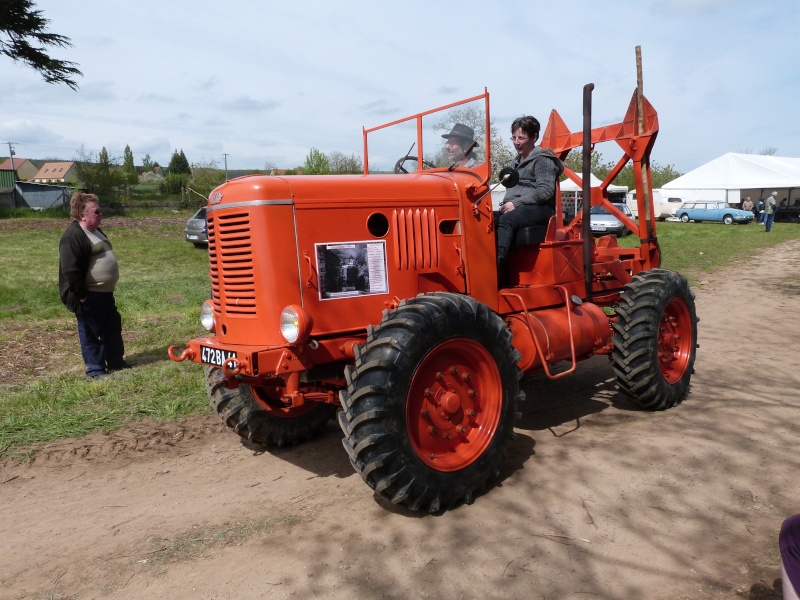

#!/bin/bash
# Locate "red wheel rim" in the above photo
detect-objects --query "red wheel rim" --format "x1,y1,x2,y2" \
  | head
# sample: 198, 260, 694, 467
658, 297, 693, 384
407, 339, 503, 472
251, 386, 317, 419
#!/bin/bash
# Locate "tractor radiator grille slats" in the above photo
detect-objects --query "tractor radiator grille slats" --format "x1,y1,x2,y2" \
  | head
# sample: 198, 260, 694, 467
393, 208, 438, 270
208, 211, 257, 315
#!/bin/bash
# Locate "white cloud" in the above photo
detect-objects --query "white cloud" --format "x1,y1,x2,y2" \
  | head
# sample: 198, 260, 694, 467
220, 97, 281, 112
0, 120, 69, 148
131, 137, 172, 156
359, 99, 399, 117
137, 93, 178, 104
660, 0, 736, 13
195, 141, 224, 153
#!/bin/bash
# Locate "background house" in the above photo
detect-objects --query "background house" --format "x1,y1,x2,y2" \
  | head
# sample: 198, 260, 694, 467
32, 162, 78, 184
0, 159, 73, 210
0, 158, 40, 181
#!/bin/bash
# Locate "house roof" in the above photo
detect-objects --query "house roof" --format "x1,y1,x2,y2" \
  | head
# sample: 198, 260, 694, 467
0, 158, 34, 170
662, 153, 800, 190
33, 161, 76, 180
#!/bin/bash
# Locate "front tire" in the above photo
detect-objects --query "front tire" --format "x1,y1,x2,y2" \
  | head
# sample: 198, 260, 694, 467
723, 215, 734, 225
206, 366, 337, 447
338, 293, 523, 512
680, 214, 689, 223
611, 269, 698, 410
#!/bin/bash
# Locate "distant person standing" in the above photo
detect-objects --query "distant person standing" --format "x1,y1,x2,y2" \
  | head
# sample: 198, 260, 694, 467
765, 191, 778, 232
757, 198, 766, 224
58, 193, 128, 379
742, 196, 753, 213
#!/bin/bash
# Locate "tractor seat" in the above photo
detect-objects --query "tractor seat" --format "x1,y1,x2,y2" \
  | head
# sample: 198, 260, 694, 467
513, 225, 548, 246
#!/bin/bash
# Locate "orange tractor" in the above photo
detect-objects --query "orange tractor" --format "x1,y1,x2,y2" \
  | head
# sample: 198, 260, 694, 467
169, 85, 698, 512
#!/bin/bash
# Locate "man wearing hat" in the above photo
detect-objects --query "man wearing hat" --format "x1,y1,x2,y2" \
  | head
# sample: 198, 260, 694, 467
442, 123, 480, 168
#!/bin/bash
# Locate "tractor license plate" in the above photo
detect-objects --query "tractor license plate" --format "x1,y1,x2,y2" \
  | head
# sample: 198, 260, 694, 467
200, 345, 237, 367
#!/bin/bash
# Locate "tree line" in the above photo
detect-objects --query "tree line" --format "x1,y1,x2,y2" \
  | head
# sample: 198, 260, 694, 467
294, 149, 363, 175
70, 139, 680, 200
72, 146, 218, 196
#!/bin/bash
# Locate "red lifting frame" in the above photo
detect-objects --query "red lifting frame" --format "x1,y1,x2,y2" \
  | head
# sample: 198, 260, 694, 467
541, 89, 661, 271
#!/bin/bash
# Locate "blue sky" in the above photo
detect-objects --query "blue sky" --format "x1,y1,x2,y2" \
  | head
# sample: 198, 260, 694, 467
1, 0, 798, 174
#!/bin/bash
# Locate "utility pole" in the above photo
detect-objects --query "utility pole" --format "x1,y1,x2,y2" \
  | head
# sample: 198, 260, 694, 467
6, 142, 18, 208
222, 153, 228, 181
7, 142, 15, 173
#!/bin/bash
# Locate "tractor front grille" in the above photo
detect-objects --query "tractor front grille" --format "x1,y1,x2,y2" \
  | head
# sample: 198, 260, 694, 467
208, 211, 257, 316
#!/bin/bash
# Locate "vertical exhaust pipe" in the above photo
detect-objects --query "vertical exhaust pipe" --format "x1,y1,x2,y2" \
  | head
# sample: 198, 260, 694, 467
582, 83, 595, 301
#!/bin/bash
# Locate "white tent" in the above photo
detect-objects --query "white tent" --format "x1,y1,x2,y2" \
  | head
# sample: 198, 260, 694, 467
662, 153, 800, 206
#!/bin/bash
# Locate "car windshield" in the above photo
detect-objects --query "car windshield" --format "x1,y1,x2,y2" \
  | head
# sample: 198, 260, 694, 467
363, 93, 490, 174
590, 204, 629, 215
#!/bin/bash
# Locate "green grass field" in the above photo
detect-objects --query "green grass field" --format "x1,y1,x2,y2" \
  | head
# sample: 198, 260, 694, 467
1, 215, 798, 457
623, 219, 799, 278
0, 214, 211, 455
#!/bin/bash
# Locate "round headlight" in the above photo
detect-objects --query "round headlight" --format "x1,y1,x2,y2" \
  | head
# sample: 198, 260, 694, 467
280, 305, 312, 344
199, 300, 215, 332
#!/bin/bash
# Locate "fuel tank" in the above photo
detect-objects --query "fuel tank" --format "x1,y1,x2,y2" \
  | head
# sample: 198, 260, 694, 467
506, 300, 612, 375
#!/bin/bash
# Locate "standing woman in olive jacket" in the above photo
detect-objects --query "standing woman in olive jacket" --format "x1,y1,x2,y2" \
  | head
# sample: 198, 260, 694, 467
58, 192, 127, 379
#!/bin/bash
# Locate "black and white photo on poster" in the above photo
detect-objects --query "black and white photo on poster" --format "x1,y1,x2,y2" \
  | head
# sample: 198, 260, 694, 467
316, 240, 388, 300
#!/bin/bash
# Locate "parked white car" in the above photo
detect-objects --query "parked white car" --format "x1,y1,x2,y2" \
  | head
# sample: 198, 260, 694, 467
590, 203, 634, 237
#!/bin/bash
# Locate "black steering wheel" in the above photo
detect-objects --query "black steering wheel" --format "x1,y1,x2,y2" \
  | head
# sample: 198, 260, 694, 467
394, 156, 437, 174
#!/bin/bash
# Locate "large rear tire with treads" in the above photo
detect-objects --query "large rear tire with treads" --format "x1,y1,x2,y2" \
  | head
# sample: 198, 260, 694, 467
611, 269, 698, 410
338, 293, 523, 512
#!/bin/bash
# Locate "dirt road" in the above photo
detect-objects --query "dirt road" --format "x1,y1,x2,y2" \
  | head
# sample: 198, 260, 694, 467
2, 241, 799, 600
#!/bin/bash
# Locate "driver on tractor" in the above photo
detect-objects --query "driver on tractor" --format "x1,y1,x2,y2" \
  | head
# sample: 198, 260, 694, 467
495, 115, 564, 268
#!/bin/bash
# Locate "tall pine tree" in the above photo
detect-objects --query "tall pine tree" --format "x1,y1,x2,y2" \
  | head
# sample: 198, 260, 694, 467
168, 149, 191, 174
122, 145, 137, 184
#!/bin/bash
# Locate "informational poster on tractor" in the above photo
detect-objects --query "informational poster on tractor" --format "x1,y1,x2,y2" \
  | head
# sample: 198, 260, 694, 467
316, 240, 388, 300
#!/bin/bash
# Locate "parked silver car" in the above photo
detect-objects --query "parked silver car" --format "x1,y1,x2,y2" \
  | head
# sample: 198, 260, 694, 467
184, 207, 208, 246
590, 203, 634, 237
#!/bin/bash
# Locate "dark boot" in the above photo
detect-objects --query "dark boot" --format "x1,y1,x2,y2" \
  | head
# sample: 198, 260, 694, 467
497, 255, 508, 287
